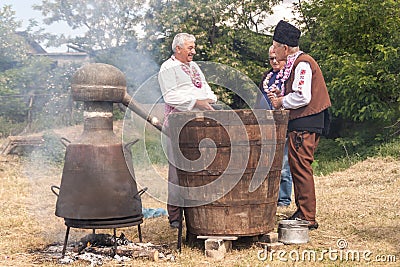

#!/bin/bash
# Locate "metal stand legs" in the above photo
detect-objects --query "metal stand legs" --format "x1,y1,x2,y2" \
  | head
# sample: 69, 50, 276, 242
177, 207, 184, 252
61, 226, 70, 257
138, 224, 143, 243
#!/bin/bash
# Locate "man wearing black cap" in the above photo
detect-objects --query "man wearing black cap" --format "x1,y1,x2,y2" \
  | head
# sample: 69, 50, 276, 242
267, 20, 331, 230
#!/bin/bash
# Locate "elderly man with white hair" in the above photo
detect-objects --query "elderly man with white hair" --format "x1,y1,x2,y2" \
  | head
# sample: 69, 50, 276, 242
158, 33, 217, 228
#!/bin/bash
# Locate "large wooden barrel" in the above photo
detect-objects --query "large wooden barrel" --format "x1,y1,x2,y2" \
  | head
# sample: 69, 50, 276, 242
168, 109, 289, 236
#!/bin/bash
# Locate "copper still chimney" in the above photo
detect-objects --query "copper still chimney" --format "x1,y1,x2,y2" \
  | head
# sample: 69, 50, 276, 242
53, 63, 162, 256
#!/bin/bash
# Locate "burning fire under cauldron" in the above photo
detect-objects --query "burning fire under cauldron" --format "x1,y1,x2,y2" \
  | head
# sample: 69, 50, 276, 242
51, 63, 162, 257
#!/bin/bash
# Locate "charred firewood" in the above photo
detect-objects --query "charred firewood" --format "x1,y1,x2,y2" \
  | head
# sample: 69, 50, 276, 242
75, 233, 130, 254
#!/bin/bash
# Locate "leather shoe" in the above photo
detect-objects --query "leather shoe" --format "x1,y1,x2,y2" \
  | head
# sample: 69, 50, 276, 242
288, 210, 319, 230
170, 221, 180, 229
288, 210, 306, 220
308, 221, 319, 230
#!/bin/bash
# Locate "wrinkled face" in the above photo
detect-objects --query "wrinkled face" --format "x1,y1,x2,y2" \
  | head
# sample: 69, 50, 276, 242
269, 50, 285, 72
175, 40, 196, 63
272, 40, 288, 62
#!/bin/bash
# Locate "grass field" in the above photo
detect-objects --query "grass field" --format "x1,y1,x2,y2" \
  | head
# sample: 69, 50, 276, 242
0, 153, 399, 266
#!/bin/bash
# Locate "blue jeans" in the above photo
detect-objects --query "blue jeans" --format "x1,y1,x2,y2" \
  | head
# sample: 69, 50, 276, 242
278, 138, 292, 206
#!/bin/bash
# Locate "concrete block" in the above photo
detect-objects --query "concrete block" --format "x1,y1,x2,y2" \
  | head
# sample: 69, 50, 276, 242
205, 239, 232, 252
204, 239, 232, 260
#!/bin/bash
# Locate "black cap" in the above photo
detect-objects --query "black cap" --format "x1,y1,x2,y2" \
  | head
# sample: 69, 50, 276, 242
273, 20, 301, 47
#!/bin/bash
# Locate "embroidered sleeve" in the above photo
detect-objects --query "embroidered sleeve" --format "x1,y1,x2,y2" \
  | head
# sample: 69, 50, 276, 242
282, 61, 312, 109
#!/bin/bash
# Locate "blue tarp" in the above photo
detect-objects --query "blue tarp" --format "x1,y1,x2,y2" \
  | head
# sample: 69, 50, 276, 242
142, 207, 167, 218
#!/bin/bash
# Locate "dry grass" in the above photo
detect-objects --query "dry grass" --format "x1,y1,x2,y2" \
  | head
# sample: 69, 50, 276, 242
0, 152, 399, 266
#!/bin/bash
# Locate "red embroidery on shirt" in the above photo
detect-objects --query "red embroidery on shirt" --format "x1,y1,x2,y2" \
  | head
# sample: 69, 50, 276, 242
300, 69, 306, 75
164, 104, 180, 127
299, 80, 304, 86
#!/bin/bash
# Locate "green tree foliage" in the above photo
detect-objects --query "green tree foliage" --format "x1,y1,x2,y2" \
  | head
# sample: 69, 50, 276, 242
34, 0, 147, 51
0, 6, 40, 125
0, 6, 28, 70
34, 0, 162, 99
0, 5, 81, 135
295, 0, 400, 127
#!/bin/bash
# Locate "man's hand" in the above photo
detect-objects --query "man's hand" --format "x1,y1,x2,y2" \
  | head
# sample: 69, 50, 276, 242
267, 91, 284, 109
194, 99, 215, 110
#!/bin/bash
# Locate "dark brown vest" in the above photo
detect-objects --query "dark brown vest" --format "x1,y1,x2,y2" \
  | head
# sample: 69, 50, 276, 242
285, 54, 331, 120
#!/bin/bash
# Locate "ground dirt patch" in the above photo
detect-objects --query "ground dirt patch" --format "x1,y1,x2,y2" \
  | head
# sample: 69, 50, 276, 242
0, 146, 399, 266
